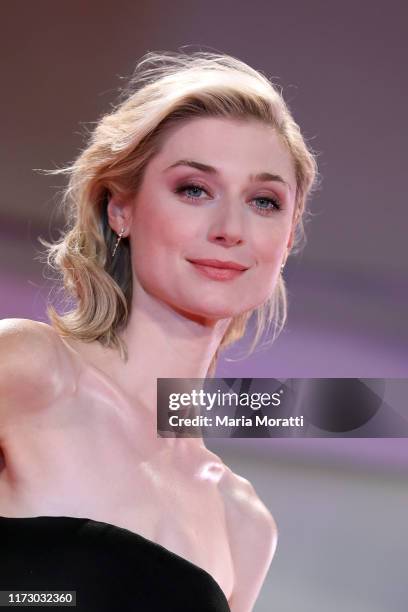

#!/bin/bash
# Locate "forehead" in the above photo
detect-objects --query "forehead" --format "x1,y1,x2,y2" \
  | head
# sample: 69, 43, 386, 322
151, 116, 296, 188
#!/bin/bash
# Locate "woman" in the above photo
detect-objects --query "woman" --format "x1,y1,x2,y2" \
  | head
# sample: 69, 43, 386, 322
0, 51, 318, 611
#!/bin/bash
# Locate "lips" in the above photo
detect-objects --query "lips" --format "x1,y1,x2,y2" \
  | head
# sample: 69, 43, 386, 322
186, 258, 248, 271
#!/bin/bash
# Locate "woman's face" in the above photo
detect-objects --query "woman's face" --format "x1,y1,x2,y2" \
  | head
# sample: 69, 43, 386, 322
123, 116, 297, 324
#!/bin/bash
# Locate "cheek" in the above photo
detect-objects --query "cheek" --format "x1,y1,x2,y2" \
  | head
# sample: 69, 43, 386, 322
252, 228, 287, 267
249, 227, 288, 292
147, 207, 195, 252
130, 200, 197, 284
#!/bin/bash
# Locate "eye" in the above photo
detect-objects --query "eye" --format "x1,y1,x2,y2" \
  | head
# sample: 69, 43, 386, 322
175, 182, 282, 215
250, 195, 282, 216
175, 182, 208, 201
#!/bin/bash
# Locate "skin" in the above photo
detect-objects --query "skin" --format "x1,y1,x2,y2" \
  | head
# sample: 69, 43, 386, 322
0, 117, 297, 611
107, 116, 297, 409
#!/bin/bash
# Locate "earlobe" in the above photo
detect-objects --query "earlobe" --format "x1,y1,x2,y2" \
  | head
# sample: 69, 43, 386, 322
107, 196, 132, 237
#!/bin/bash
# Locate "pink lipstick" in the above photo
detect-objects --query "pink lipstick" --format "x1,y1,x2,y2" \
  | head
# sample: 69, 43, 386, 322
187, 258, 248, 281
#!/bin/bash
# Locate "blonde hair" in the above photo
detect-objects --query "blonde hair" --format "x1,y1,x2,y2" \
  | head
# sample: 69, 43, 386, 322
39, 50, 320, 377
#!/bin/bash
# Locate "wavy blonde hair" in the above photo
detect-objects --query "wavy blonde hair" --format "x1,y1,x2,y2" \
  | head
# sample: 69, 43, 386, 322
39, 50, 320, 377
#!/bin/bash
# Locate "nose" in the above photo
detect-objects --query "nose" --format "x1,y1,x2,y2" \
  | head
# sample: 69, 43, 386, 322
207, 197, 245, 247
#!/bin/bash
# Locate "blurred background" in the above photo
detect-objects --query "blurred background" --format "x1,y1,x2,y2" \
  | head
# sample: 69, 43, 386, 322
1, 1, 407, 610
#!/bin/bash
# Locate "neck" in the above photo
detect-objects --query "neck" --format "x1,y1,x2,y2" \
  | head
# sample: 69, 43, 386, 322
115, 285, 231, 419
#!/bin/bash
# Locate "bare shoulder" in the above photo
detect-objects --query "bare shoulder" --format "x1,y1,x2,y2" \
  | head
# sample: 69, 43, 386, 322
218, 465, 278, 612
0, 318, 76, 427
218, 464, 277, 532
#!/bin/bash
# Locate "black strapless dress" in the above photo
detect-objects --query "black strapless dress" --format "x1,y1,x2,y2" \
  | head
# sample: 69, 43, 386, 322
0, 516, 231, 611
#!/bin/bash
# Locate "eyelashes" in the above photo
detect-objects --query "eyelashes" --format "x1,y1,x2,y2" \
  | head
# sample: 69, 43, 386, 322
174, 182, 283, 216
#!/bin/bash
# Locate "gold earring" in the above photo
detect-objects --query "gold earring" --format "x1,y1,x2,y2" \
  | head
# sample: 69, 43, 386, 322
112, 227, 126, 257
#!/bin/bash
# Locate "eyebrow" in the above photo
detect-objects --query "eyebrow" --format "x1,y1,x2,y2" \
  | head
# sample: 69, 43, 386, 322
164, 159, 292, 192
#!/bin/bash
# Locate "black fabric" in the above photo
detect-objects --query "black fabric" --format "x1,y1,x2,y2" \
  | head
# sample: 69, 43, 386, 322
0, 516, 231, 611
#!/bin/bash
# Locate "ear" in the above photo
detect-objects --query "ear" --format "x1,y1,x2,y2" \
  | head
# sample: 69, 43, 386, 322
287, 206, 301, 251
286, 225, 296, 251
107, 195, 133, 237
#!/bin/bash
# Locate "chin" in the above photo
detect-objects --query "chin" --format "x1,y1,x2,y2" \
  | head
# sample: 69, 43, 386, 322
179, 299, 256, 322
